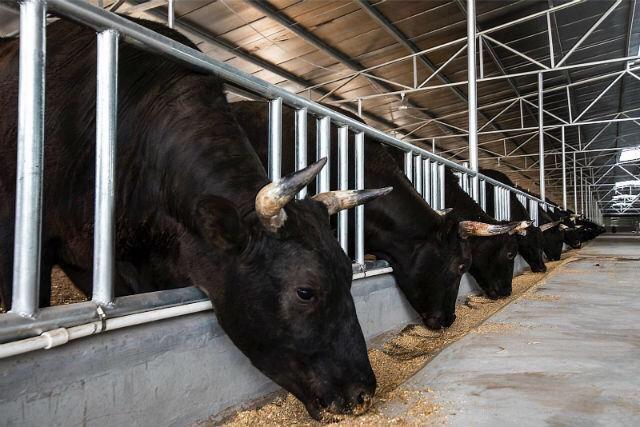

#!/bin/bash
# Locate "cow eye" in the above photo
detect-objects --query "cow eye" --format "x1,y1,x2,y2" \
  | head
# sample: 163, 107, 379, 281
296, 287, 315, 302
507, 251, 516, 260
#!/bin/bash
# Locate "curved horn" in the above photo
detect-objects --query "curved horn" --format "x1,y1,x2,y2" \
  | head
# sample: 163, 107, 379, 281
539, 220, 561, 232
509, 220, 533, 235
436, 208, 453, 217
559, 224, 570, 230
458, 221, 519, 239
255, 158, 327, 232
312, 187, 393, 215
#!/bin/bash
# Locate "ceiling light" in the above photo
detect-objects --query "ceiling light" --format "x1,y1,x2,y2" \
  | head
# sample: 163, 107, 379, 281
613, 194, 637, 201
399, 93, 409, 110
614, 180, 640, 190
619, 146, 640, 163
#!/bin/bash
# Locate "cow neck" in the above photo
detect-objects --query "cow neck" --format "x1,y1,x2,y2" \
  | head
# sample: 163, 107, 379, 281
443, 169, 496, 224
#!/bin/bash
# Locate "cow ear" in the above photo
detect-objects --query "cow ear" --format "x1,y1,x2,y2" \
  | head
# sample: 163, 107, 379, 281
195, 196, 248, 252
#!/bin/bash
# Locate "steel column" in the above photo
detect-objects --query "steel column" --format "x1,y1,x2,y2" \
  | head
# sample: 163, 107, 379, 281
573, 152, 577, 212
316, 116, 331, 193
11, 0, 47, 317
92, 29, 119, 306
403, 151, 413, 183
295, 108, 307, 199
479, 179, 486, 211
423, 158, 431, 204
167, 0, 174, 28
561, 126, 567, 209
538, 73, 546, 206
355, 132, 365, 266
414, 155, 423, 196
467, 0, 479, 201
337, 126, 349, 252
268, 98, 282, 181
431, 161, 438, 207
438, 163, 445, 210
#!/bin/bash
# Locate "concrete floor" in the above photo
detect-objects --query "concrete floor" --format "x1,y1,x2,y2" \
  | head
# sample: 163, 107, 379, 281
398, 234, 640, 426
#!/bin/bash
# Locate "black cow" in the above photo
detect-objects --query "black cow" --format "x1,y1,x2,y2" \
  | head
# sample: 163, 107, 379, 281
0, 18, 392, 419
546, 206, 582, 249
481, 169, 546, 272
230, 101, 511, 329
443, 168, 522, 299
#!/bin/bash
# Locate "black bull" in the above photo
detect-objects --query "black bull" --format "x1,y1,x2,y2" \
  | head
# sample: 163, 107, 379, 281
230, 101, 521, 324
0, 18, 392, 419
481, 169, 547, 273
442, 169, 521, 299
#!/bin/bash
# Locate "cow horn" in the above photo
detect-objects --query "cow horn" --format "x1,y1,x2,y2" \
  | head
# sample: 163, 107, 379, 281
436, 208, 453, 216
539, 220, 561, 232
313, 187, 393, 215
458, 221, 520, 239
255, 158, 327, 232
508, 220, 533, 235
559, 224, 569, 230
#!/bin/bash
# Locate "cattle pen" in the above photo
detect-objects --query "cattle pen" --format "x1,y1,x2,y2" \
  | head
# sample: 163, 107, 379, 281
0, 0, 638, 426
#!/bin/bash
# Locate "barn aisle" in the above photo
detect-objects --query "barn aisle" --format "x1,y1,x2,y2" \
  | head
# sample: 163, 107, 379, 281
391, 234, 640, 425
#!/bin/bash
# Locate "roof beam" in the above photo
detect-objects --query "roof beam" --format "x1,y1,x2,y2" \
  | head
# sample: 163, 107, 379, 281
245, 0, 528, 162
357, 0, 530, 160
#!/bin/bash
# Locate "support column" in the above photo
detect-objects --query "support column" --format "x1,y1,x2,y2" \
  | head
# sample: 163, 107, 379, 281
538, 72, 546, 207
573, 153, 578, 213
467, 0, 479, 201
11, 0, 47, 317
561, 126, 567, 210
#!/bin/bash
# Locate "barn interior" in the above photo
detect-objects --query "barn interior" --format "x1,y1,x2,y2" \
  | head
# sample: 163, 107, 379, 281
0, 1, 639, 426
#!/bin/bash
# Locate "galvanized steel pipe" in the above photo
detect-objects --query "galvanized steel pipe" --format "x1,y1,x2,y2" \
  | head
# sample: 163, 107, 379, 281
92, 29, 119, 306
295, 108, 307, 199
11, 0, 47, 317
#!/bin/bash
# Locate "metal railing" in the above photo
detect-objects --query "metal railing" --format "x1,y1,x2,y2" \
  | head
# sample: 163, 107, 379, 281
1, 0, 557, 348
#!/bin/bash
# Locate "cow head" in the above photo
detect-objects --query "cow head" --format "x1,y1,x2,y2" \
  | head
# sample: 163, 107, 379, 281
539, 220, 564, 260
462, 222, 520, 299
515, 226, 547, 272
562, 225, 582, 249
383, 209, 473, 330
180, 160, 391, 419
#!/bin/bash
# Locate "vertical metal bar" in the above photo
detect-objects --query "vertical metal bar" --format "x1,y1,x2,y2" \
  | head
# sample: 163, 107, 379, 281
167, 0, 175, 29
431, 138, 436, 153
467, 0, 479, 201
355, 132, 365, 266
317, 116, 330, 193
92, 29, 119, 306
462, 161, 469, 194
493, 186, 500, 219
479, 179, 486, 212
414, 155, 423, 197
337, 126, 348, 253
520, 98, 524, 129
268, 98, 282, 181
546, 11, 555, 68
566, 86, 573, 123
431, 161, 438, 207
538, 73, 546, 204
404, 151, 413, 183
438, 163, 445, 210
423, 158, 431, 204
573, 153, 578, 212
412, 56, 417, 88
11, 0, 47, 317
479, 34, 484, 79
295, 107, 308, 199
506, 189, 511, 219
561, 126, 567, 209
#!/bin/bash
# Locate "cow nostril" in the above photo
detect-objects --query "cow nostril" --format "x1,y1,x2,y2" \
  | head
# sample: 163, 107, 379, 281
356, 392, 365, 405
